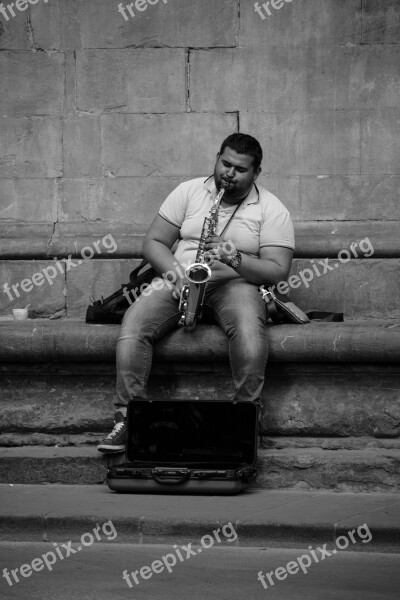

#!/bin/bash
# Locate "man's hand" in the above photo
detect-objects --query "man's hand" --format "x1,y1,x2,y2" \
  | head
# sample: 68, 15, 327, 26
203, 236, 237, 265
171, 276, 188, 300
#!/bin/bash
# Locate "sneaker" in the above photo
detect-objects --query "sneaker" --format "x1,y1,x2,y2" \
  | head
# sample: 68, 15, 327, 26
97, 411, 127, 453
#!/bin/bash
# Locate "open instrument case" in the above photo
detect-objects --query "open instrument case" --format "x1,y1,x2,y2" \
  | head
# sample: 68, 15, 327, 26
107, 399, 258, 495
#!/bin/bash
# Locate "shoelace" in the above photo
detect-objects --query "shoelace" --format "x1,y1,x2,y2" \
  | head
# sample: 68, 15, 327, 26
107, 421, 125, 439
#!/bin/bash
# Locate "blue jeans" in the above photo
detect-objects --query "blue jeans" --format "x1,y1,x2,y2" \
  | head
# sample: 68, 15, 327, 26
116, 277, 268, 407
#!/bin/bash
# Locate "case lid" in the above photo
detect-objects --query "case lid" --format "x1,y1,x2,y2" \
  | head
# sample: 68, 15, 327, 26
126, 400, 257, 468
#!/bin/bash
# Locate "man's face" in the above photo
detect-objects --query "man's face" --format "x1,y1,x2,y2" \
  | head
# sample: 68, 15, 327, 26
214, 147, 261, 203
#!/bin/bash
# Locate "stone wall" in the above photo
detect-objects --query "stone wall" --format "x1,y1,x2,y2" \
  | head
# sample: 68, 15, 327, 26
0, 0, 399, 318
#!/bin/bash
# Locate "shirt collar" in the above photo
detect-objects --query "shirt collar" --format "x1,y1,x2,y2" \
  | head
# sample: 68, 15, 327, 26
203, 176, 259, 207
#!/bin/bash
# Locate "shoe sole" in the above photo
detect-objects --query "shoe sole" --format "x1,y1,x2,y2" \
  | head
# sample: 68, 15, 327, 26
97, 445, 125, 453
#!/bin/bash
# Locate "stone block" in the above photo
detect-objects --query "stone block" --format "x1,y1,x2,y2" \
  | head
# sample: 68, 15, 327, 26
287, 258, 400, 319
361, 109, 400, 174
0, 117, 62, 178
63, 116, 102, 177
101, 113, 237, 177
0, 10, 30, 49
66, 258, 141, 318
240, 0, 361, 47
58, 177, 187, 224
362, 0, 400, 43
0, 260, 65, 317
0, 51, 64, 115
0, 179, 57, 222
300, 175, 400, 221
76, 49, 186, 113
0, 224, 54, 259
64, 51, 77, 114
28, 0, 61, 50
240, 111, 361, 175
258, 175, 300, 220
75, 0, 237, 49
191, 46, 400, 112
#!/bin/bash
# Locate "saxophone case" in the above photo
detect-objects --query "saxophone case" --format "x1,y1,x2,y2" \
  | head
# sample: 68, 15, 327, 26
107, 398, 258, 495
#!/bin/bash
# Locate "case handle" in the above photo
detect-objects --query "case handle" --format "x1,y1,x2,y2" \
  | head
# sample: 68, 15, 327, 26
151, 468, 190, 485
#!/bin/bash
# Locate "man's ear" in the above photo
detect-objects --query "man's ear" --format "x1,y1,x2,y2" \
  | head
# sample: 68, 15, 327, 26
253, 166, 261, 181
216, 152, 220, 161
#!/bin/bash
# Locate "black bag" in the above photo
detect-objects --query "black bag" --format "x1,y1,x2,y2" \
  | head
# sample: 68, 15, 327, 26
85, 260, 157, 324
107, 399, 258, 495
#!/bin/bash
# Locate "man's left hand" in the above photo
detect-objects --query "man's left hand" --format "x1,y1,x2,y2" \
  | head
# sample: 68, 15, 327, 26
204, 236, 237, 265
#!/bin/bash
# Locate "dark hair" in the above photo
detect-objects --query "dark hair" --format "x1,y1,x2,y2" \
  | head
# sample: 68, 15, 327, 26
219, 133, 263, 170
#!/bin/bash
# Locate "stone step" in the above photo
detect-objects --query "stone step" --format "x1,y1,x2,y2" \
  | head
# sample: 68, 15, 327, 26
1, 362, 400, 438
1, 442, 399, 492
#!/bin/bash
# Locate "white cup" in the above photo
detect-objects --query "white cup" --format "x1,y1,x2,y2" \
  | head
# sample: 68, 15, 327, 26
12, 308, 29, 321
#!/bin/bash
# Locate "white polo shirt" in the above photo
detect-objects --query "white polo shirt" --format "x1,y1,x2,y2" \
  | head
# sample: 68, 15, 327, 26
159, 176, 295, 283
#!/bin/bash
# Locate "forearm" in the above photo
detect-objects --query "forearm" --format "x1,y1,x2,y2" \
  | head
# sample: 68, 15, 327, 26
231, 253, 289, 286
142, 238, 185, 281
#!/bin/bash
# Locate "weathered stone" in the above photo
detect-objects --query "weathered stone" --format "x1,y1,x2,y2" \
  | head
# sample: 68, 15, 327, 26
0, 448, 105, 484
48, 222, 146, 258
300, 175, 400, 221
63, 115, 102, 177
293, 221, 400, 258
66, 258, 141, 318
288, 259, 400, 319
240, 0, 361, 47
240, 111, 361, 175
0, 261, 65, 317
256, 449, 400, 492
1, 362, 399, 438
0, 179, 57, 222
28, 0, 62, 50
0, 320, 399, 363
0, 446, 399, 491
362, 0, 400, 43
0, 117, 62, 178
361, 109, 400, 174
0, 224, 54, 258
258, 175, 301, 220
57, 177, 188, 224
76, 49, 186, 113
191, 46, 400, 112
101, 113, 237, 177
75, 0, 238, 49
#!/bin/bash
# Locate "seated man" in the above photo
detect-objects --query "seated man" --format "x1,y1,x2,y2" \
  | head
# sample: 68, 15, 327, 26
97, 133, 294, 453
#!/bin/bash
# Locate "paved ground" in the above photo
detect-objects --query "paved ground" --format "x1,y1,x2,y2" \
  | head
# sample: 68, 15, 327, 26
1, 542, 399, 600
1, 484, 400, 550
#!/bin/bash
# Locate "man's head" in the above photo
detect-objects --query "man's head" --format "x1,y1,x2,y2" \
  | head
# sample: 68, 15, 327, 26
214, 133, 262, 203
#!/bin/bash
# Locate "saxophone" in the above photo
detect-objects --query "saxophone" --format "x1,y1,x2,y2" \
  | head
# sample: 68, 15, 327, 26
178, 184, 227, 330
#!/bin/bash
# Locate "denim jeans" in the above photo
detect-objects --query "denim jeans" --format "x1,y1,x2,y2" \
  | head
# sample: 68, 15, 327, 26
116, 277, 268, 408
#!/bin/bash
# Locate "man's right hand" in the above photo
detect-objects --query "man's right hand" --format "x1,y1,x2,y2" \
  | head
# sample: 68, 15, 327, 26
172, 276, 188, 300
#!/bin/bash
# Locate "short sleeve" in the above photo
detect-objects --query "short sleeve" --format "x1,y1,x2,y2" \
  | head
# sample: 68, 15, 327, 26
260, 209, 295, 250
158, 183, 188, 228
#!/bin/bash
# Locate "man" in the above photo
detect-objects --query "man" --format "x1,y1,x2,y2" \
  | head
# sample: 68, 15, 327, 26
97, 133, 294, 453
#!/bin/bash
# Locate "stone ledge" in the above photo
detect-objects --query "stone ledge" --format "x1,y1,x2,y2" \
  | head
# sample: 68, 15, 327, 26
0, 320, 399, 363
1, 221, 399, 259
0, 446, 399, 494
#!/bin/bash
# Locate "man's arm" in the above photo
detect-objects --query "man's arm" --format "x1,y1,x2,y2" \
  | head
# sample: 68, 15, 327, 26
234, 246, 293, 286
142, 214, 186, 292
204, 237, 293, 286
